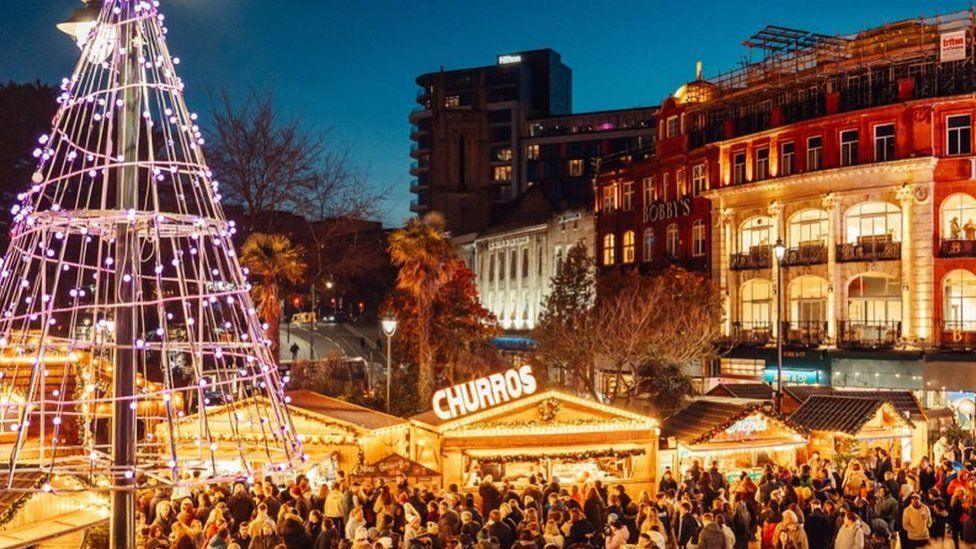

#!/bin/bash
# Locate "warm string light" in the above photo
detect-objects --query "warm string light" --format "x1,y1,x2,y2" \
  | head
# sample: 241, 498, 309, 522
0, 0, 301, 494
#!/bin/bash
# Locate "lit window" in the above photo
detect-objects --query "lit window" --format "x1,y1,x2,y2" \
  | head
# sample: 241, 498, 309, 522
526, 144, 539, 160
692, 220, 706, 257
948, 114, 972, 156
739, 216, 773, 252
642, 177, 654, 206
493, 165, 512, 181
840, 129, 859, 167
944, 269, 976, 331
942, 193, 976, 240
755, 147, 769, 180
846, 202, 901, 244
874, 124, 895, 162
780, 142, 795, 176
666, 223, 680, 258
622, 231, 636, 263
601, 185, 617, 212
807, 136, 823, 170
720, 358, 764, 378
621, 181, 634, 211
692, 164, 707, 196
676, 168, 687, 196
740, 279, 772, 327
568, 159, 585, 177
732, 152, 746, 184
666, 115, 679, 138
789, 276, 829, 325
847, 274, 901, 326
643, 228, 655, 262
445, 95, 460, 108
789, 209, 829, 247
496, 148, 513, 161
603, 233, 616, 265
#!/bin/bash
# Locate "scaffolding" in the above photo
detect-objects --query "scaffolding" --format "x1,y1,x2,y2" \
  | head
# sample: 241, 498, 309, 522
687, 9, 976, 148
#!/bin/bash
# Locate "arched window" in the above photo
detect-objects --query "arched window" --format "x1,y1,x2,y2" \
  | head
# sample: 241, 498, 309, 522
944, 269, 976, 330
602, 233, 615, 265
666, 224, 680, 258
788, 209, 829, 247
643, 228, 655, 262
941, 193, 976, 240
847, 273, 901, 325
789, 276, 829, 325
845, 202, 901, 244
622, 230, 636, 263
739, 216, 774, 253
740, 279, 772, 327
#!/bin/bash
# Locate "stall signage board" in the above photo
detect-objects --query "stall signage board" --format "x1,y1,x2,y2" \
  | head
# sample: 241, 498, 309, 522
724, 415, 769, 438
432, 365, 538, 421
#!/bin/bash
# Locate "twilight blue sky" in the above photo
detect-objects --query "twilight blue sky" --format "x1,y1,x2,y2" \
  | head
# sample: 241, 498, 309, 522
0, 1, 962, 227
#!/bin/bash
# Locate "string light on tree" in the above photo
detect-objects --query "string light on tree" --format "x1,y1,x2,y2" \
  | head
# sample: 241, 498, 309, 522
0, 2, 302, 547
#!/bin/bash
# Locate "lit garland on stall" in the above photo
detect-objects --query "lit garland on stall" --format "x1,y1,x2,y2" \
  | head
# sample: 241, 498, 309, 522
0, 0, 301, 494
472, 447, 645, 465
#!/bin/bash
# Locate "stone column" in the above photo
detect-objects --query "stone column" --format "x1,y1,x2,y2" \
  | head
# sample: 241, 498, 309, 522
823, 193, 841, 342
897, 184, 914, 342
718, 208, 734, 335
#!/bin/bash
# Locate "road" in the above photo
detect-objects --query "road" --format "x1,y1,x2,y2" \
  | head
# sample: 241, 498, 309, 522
278, 321, 385, 365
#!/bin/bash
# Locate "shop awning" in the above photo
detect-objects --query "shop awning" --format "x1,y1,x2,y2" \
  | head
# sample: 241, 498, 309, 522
465, 442, 646, 461
678, 438, 806, 456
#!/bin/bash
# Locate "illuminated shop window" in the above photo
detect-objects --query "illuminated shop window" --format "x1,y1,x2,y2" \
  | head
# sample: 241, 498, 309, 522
944, 269, 976, 331
941, 193, 976, 240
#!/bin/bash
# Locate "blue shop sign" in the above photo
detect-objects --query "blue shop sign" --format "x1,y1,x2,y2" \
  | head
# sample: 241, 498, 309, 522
763, 368, 828, 385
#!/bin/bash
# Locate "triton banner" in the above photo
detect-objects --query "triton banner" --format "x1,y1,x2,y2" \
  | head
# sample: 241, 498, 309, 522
432, 366, 538, 421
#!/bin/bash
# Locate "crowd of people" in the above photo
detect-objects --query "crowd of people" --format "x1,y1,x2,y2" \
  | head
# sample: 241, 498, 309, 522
133, 438, 976, 549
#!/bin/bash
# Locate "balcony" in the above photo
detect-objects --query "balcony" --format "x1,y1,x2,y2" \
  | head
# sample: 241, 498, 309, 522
837, 320, 900, 350
730, 246, 772, 271
409, 161, 428, 175
409, 199, 427, 214
730, 321, 773, 346
409, 142, 429, 159
409, 126, 428, 140
836, 237, 900, 263
408, 107, 431, 123
939, 321, 976, 351
781, 244, 827, 267
783, 321, 829, 348
409, 179, 427, 194
939, 239, 976, 258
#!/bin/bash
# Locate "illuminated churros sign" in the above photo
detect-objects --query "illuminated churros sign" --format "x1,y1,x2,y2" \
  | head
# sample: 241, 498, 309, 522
432, 366, 538, 421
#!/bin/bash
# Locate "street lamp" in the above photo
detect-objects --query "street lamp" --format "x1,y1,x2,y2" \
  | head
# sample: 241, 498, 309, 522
773, 238, 786, 413
380, 315, 398, 414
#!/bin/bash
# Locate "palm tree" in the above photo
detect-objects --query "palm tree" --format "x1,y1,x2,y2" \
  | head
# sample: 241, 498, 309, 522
388, 213, 456, 399
241, 233, 307, 360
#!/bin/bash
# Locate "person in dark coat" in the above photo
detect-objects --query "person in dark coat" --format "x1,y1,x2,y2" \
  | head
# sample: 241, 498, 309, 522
314, 517, 339, 549
582, 487, 605, 534
674, 502, 700, 549
567, 508, 595, 546
280, 512, 310, 548
487, 509, 514, 549
804, 499, 833, 549
479, 478, 502, 516
228, 483, 254, 529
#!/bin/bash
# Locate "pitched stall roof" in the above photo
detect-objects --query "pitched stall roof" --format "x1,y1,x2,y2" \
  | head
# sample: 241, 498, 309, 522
833, 390, 926, 420
789, 395, 912, 435
661, 399, 807, 446
285, 390, 406, 431
706, 383, 774, 400
783, 385, 836, 403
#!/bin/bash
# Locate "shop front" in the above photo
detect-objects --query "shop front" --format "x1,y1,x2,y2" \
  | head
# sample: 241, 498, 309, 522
660, 399, 808, 481
410, 368, 658, 494
790, 394, 916, 464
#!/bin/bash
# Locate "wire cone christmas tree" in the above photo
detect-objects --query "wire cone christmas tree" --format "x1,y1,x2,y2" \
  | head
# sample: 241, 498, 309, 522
0, 0, 303, 538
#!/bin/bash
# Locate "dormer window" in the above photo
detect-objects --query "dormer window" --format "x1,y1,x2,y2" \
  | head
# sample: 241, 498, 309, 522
666, 116, 680, 139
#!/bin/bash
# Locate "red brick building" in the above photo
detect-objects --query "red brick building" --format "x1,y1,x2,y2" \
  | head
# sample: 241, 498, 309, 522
593, 12, 976, 407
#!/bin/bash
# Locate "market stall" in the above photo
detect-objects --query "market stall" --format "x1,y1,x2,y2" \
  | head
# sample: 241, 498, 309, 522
410, 368, 659, 494
160, 390, 409, 484
659, 398, 808, 480
789, 395, 915, 464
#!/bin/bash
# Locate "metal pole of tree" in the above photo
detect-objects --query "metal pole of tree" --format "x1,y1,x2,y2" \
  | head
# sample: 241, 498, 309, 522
309, 285, 315, 360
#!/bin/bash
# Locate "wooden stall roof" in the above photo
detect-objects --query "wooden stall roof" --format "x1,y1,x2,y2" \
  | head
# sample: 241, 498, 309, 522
286, 390, 406, 431
789, 395, 914, 435
661, 399, 808, 446
706, 383, 773, 400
